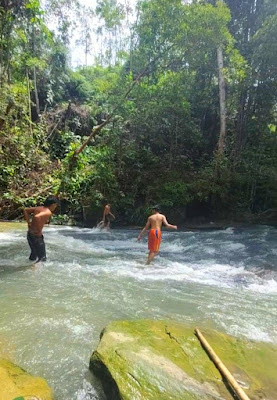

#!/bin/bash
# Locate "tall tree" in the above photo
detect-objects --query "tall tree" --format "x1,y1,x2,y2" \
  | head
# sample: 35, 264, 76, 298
216, 0, 227, 155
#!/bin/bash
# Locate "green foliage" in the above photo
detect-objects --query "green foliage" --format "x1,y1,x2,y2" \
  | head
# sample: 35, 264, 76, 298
58, 141, 119, 212
0, 0, 276, 224
51, 213, 72, 225
96, 0, 125, 30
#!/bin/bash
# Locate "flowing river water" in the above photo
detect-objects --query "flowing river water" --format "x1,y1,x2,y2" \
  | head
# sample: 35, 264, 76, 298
0, 223, 277, 399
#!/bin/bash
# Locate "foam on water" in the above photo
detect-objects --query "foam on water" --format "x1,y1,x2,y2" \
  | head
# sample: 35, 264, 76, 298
247, 279, 277, 294
99, 257, 277, 294
223, 227, 235, 234
76, 380, 102, 400
0, 231, 22, 245
2, 225, 277, 294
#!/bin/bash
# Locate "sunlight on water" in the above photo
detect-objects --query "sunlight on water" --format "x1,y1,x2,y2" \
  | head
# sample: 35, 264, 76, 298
0, 224, 276, 399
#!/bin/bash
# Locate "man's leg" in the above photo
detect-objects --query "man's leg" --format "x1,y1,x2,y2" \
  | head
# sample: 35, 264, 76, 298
146, 251, 156, 265
27, 232, 37, 261
34, 235, 46, 263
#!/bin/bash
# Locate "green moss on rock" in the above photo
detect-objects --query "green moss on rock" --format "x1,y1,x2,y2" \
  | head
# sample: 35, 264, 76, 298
90, 320, 277, 400
0, 359, 53, 400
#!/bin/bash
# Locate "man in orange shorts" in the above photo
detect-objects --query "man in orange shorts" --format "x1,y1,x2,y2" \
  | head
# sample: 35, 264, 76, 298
137, 205, 177, 264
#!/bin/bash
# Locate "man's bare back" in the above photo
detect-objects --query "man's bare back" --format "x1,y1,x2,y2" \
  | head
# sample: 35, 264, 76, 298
103, 204, 111, 216
137, 206, 177, 264
24, 197, 58, 263
147, 213, 168, 230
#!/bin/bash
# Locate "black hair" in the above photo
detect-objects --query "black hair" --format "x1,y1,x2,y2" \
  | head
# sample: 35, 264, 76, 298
44, 197, 58, 207
152, 204, 161, 212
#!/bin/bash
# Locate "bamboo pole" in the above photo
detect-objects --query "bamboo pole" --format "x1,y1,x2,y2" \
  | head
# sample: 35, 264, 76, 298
195, 328, 250, 400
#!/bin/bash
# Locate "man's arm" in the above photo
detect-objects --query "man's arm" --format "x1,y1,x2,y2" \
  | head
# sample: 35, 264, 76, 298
162, 215, 177, 230
109, 211, 115, 219
23, 207, 36, 227
137, 218, 151, 241
33, 209, 51, 220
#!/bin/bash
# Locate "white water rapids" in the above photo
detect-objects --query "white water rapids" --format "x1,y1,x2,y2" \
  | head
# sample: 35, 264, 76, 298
0, 225, 276, 399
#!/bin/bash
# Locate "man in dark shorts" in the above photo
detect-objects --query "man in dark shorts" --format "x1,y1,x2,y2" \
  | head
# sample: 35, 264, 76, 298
137, 205, 177, 264
24, 197, 58, 263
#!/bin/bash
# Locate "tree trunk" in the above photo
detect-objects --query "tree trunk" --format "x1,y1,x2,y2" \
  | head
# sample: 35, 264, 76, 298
26, 69, 33, 134
118, 132, 123, 176
33, 66, 40, 117
233, 88, 248, 161
217, 46, 226, 155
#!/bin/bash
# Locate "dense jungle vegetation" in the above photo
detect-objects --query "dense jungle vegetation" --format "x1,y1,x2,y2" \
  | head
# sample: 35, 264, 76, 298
0, 0, 276, 225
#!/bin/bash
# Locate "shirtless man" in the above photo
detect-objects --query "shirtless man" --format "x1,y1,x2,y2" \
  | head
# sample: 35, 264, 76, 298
137, 205, 177, 264
24, 197, 58, 263
102, 203, 115, 229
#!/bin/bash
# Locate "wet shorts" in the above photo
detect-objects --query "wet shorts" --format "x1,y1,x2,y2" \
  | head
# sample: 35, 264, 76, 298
148, 229, 161, 252
27, 231, 46, 262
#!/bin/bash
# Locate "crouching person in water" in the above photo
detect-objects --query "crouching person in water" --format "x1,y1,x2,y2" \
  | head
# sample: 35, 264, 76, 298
24, 197, 58, 263
137, 205, 177, 265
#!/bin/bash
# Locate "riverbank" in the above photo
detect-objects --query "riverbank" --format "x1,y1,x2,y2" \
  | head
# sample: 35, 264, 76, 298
0, 221, 26, 231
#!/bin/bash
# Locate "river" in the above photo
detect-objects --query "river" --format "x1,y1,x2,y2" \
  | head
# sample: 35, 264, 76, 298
0, 224, 276, 399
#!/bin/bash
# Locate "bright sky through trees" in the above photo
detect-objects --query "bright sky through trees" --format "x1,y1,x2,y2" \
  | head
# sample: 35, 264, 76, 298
49, 0, 138, 66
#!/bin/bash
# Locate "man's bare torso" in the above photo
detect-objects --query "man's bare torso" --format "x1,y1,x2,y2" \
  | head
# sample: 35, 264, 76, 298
29, 206, 52, 236
104, 205, 110, 215
148, 213, 165, 229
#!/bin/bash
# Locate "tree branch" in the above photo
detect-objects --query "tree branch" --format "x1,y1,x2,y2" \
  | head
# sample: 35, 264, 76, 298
73, 47, 174, 158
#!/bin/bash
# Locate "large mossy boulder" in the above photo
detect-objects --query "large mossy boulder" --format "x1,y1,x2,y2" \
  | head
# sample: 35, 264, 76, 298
90, 320, 277, 400
0, 359, 53, 400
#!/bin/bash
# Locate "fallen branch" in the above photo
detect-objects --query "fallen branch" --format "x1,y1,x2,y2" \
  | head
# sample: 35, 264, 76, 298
24, 185, 55, 199
195, 328, 250, 400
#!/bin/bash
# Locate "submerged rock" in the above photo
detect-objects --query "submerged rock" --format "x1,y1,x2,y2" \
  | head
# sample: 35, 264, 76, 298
90, 320, 277, 400
0, 359, 53, 400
